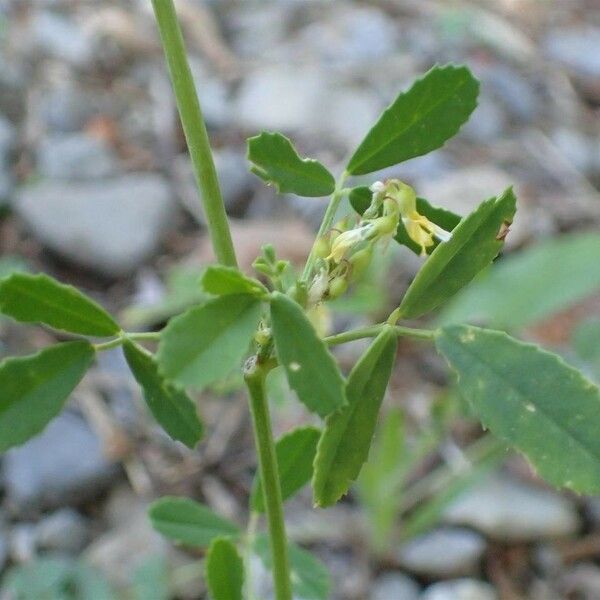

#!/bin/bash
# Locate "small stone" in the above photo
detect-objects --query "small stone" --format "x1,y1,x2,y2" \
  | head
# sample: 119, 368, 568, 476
27, 11, 93, 68
36, 133, 119, 180
461, 97, 506, 143
14, 174, 174, 276
234, 66, 325, 131
544, 27, 600, 80
560, 563, 600, 599
174, 148, 252, 224
35, 508, 89, 554
443, 474, 580, 542
9, 524, 37, 563
370, 572, 420, 600
422, 579, 498, 600
3, 412, 117, 516
396, 528, 486, 578
0, 531, 8, 571
418, 166, 530, 247
85, 495, 169, 588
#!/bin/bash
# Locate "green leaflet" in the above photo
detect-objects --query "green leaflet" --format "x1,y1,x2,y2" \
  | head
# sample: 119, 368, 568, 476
270, 292, 346, 417
398, 188, 516, 319
205, 538, 244, 600
201, 265, 268, 297
436, 325, 600, 494
251, 426, 321, 512
0, 341, 95, 452
346, 65, 479, 175
254, 535, 330, 600
438, 232, 600, 330
123, 340, 203, 449
0, 272, 120, 336
312, 327, 397, 507
149, 497, 239, 547
247, 132, 335, 197
157, 294, 263, 390
349, 186, 462, 256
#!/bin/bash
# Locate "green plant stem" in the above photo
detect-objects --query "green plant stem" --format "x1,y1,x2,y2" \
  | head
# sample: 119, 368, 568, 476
244, 358, 292, 600
93, 338, 124, 352
301, 172, 349, 282
325, 323, 435, 346
151, 0, 237, 268
128, 331, 162, 343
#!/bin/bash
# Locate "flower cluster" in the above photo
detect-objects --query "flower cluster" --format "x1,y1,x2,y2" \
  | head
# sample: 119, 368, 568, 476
307, 179, 452, 310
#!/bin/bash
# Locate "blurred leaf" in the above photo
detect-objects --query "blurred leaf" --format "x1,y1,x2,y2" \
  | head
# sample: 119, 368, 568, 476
346, 64, 479, 175
436, 325, 600, 494
0, 272, 120, 336
251, 426, 321, 512
313, 328, 397, 507
270, 292, 346, 417
205, 538, 244, 600
357, 409, 406, 551
149, 497, 239, 548
247, 132, 335, 197
2, 557, 113, 600
201, 265, 267, 297
398, 188, 516, 319
255, 536, 330, 600
0, 341, 94, 452
157, 294, 262, 390
132, 555, 170, 600
438, 232, 600, 330
123, 340, 203, 448
350, 187, 462, 256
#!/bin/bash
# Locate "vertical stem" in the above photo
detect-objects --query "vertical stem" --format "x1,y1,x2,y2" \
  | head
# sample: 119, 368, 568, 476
151, 0, 237, 268
301, 171, 349, 282
244, 358, 292, 600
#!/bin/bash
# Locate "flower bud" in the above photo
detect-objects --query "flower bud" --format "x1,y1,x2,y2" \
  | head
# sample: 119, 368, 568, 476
328, 276, 349, 299
313, 236, 331, 259
349, 246, 373, 281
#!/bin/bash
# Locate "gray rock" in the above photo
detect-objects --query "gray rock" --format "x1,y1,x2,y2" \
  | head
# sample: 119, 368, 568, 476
443, 475, 580, 542
2, 412, 117, 515
545, 27, 600, 79
483, 65, 537, 123
418, 166, 531, 247
174, 148, 252, 223
551, 128, 600, 176
35, 508, 89, 554
370, 572, 420, 600
396, 528, 486, 578
296, 6, 398, 66
0, 56, 25, 122
36, 133, 119, 180
38, 84, 98, 133
0, 115, 15, 205
234, 66, 325, 131
560, 563, 600, 599
85, 493, 169, 588
9, 524, 37, 563
462, 97, 506, 143
14, 174, 174, 276
28, 11, 93, 68
0, 531, 8, 572
422, 579, 498, 600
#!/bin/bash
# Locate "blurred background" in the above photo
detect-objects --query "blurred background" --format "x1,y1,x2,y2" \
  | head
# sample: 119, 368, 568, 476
0, 0, 599, 598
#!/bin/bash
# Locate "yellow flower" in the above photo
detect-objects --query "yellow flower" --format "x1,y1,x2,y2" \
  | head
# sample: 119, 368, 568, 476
402, 212, 452, 256
372, 179, 452, 256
